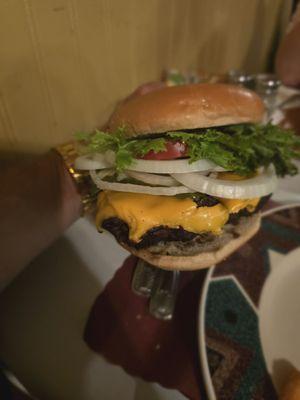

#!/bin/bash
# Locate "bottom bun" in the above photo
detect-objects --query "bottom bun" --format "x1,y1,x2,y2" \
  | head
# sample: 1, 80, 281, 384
121, 214, 261, 271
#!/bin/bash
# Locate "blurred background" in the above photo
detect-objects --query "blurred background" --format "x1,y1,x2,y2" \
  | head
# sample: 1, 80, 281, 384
0, 0, 295, 154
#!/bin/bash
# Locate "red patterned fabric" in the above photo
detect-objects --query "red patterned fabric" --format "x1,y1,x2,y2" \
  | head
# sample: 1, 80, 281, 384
85, 256, 207, 400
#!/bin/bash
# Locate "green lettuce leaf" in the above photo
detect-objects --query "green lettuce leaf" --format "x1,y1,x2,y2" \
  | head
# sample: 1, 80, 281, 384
167, 124, 300, 176
75, 123, 300, 176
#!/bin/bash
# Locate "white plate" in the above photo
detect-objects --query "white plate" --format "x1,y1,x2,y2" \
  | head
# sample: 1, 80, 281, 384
259, 247, 300, 393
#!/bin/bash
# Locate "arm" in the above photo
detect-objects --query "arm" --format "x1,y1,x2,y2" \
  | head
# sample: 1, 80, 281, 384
0, 82, 162, 290
275, 6, 300, 87
0, 151, 81, 289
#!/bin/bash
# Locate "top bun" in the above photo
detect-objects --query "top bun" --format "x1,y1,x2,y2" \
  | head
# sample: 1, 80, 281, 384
108, 83, 265, 137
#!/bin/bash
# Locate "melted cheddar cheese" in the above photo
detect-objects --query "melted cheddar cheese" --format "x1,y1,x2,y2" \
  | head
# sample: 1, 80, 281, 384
219, 198, 260, 213
97, 191, 229, 242
97, 184, 261, 242
217, 171, 256, 181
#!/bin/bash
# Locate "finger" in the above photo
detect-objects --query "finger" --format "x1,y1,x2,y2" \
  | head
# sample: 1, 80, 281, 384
125, 81, 166, 102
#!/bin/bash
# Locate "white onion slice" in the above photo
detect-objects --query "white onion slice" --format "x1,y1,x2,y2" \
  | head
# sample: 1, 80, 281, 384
76, 150, 227, 173
97, 168, 115, 179
125, 170, 180, 187
105, 150, 226, 174
171, 165, 278, 199
75, 153, 110, 170
90, 170, 194, 196
126, 158, 226, 174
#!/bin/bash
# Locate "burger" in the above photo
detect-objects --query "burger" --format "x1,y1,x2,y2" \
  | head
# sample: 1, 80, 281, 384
75, 83, 300, 270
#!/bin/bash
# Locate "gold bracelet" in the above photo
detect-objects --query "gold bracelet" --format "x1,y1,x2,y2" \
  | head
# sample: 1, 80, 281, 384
54, 142, 98, 215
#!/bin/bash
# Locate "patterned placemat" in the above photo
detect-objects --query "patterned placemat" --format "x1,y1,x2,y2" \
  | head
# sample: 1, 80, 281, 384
202, 206, 300, 400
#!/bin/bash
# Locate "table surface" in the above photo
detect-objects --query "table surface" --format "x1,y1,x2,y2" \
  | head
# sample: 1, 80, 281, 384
0, 216, 189, 400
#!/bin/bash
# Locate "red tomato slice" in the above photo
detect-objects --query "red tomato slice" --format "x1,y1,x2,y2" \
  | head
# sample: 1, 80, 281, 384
140, 141, 188, 160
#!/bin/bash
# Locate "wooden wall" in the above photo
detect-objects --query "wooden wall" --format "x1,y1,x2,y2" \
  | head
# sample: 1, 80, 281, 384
0, 0, 292, 154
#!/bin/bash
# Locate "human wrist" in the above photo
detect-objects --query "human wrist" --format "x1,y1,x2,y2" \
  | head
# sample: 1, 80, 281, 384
54, 142, 99, 218
50, 150, 82, 230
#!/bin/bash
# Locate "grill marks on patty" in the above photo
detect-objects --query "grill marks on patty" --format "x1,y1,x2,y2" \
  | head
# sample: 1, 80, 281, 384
101, 218, 209, 250
186, 193, 219, 207
227, 194, 270, 224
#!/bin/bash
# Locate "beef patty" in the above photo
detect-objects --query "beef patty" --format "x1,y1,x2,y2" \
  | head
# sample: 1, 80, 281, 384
101, 195, 270, 251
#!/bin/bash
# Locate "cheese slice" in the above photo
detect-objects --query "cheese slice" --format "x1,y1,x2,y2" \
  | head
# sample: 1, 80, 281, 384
96, 190, 261, 243
217, 171, 256, 181
97, 191, 229, 242
219, 198, 260, 213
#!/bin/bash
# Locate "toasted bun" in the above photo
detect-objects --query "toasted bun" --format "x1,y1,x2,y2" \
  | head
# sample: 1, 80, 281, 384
121, 214, 260, 271
108, 83, 265, 137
